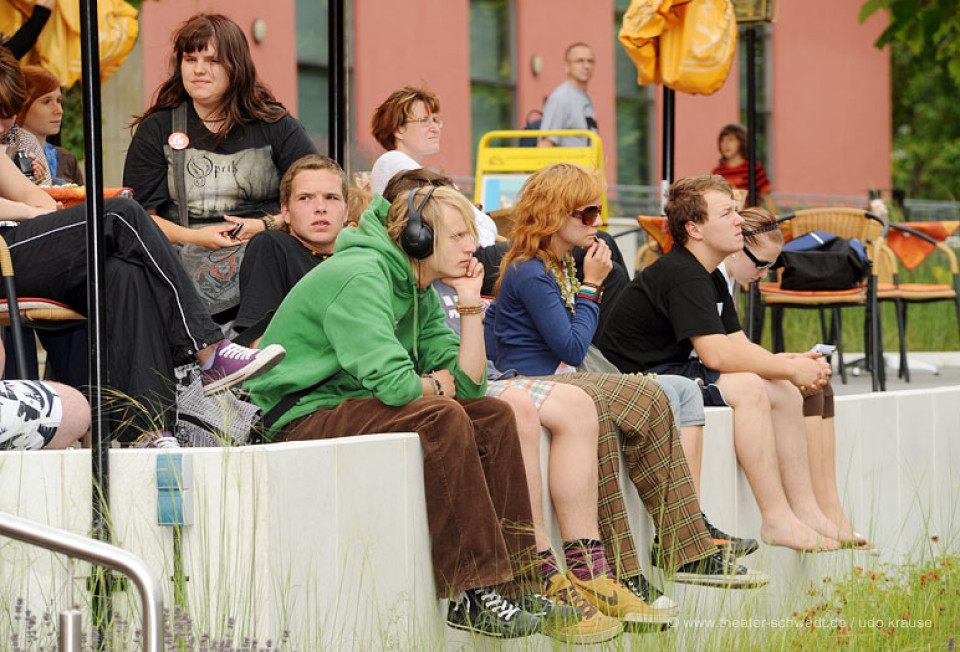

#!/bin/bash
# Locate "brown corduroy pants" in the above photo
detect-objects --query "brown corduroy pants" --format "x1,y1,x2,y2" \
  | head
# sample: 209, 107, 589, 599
278, 396, 538, 598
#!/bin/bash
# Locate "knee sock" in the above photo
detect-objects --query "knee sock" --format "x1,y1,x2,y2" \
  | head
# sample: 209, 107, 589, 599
563, 539, 612, 581
538, 549, 562, 584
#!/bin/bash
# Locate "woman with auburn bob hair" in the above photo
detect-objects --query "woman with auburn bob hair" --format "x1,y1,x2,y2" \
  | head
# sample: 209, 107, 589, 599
368, 84, 498, 245
123, 13, 317, 316
490, 162, 769, 591
16, 66, 82, 185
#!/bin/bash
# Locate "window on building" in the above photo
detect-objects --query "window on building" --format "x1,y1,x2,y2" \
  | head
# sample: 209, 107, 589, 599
296, 0, 355, 158
614, 0, 653, 186
296, 0, 329, 149
470, 0, 515, 165
738, 23, 772, 177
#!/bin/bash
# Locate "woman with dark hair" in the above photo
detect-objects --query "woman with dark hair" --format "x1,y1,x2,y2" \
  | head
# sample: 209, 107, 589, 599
711, 123, 775, 214
14, 65, 82, 185
123, 13, 317, 315
0, 47, 285, 442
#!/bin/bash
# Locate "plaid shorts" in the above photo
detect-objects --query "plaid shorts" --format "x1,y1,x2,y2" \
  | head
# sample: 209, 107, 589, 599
486, 378, 557, 410
0, 381, 62, 450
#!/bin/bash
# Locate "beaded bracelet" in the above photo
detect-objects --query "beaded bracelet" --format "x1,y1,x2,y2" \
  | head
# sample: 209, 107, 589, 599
423, 374, 444, 396
456, 303, 485, 315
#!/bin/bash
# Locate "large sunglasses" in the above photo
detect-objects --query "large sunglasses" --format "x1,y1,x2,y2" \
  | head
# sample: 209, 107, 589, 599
743, 246, 776, 271
570, 204, 602, 225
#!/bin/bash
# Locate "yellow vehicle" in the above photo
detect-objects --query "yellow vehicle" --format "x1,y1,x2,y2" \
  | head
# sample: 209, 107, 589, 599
473, 130, 607, 235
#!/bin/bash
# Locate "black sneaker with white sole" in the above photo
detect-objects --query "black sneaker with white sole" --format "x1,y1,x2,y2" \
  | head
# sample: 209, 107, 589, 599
447, 587, 542, 638
701, 512, 760, 558
674, 551, 770, 589
518, 592, 581, 625
621, 574, 679, 617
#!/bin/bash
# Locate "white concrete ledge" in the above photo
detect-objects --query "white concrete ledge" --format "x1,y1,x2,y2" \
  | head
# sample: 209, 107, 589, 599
1, 386, 958, 647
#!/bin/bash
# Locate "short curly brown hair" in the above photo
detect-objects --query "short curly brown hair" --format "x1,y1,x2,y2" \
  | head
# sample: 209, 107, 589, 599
370, 86, 440, 151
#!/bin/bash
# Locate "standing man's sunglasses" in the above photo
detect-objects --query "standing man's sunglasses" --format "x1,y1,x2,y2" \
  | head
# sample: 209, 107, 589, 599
571, 205, 602, 225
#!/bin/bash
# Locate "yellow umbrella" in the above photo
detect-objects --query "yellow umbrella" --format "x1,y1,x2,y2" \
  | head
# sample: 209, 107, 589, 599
619, 0, 736, 96
1, 0, 138, 87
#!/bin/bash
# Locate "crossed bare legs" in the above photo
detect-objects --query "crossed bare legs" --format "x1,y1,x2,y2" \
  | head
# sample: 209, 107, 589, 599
715, 372, 841, 552
499, 384, 602, 549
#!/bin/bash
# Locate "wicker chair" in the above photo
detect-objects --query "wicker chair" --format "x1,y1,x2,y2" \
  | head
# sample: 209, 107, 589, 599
748, 208, 889, 390
875, 222, 960, 382
0, 234, 85, 378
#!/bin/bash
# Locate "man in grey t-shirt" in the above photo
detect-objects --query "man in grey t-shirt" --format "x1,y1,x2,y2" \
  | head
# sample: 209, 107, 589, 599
539, 43, 597, 148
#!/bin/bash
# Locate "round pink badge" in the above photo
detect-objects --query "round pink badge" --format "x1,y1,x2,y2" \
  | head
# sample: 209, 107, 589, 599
168, 132, 189, 150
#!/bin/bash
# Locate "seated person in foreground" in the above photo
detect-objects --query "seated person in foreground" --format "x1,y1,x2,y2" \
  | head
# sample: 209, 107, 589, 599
235, 154, 349, 335
0, 338, 89, 450
486, 163, 764, 584
595, 175, 851, 550
381, 171, 678, 640
715, 206, 868, 547
245, 186, 544, 639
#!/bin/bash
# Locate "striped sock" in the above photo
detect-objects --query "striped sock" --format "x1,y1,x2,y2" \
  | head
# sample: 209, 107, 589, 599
563, 539, 612, 581
538, 549, 562, 584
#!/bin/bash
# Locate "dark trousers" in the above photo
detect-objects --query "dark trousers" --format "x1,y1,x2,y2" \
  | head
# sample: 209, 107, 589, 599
279, 396, 538, 598
1, 198, 223, 437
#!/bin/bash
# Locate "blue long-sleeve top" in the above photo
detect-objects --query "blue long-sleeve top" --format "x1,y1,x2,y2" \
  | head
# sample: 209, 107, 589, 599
489, 257, 600, 376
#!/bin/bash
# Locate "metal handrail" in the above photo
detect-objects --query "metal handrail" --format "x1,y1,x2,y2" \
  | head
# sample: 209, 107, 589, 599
0, 511, 164, 651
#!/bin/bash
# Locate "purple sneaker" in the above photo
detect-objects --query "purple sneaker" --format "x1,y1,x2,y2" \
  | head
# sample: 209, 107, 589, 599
201, 340, 286, 396
133, 431, 181, 449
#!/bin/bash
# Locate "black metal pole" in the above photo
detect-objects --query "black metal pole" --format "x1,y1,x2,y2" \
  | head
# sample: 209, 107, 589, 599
328, 0, 346, 164
661, 87, 676, 213
745, 25, 758, 207
78, 0, 112, 640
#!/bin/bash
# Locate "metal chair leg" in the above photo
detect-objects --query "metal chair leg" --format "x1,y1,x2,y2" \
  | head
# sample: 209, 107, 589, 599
833, 306, 847, 384
896, 300, 909, 382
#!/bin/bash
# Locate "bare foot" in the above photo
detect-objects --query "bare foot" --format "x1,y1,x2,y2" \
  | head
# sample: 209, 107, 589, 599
760, 517, 841, 552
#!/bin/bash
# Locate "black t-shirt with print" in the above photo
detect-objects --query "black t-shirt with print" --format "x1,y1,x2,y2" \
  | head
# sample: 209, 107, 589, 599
122, 103, 318, 226
596, 245, 741, 372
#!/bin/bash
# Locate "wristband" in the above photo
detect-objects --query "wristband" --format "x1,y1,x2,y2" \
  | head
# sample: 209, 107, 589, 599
261, 215, 277, 231
423, 373, 444, 396
456, 303, 485, 315
581, 282, 602, 290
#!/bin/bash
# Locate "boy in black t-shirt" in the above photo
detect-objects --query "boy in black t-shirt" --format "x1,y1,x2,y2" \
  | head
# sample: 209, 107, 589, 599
596, 175, 850, 552
235, 155, 349, 339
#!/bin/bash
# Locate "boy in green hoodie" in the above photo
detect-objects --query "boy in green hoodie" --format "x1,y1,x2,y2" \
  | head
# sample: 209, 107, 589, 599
246, 185, 543, 638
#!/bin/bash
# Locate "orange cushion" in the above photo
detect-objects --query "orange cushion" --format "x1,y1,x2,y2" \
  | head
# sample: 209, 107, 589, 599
637, 215, 673, 253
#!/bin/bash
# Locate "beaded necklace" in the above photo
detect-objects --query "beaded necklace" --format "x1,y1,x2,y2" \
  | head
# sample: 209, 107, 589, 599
547, 253, 581, 316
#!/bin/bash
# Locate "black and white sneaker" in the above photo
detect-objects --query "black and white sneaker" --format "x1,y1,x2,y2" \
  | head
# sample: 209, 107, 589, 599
702, 512, 760, 558
621, 574, 679, 617
519, 592, 581, 625
674, 551, 769, 589
447, 587, 542, 638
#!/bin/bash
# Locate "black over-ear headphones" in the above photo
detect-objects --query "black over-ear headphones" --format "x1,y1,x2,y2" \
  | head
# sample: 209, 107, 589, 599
401, 185, 436, 259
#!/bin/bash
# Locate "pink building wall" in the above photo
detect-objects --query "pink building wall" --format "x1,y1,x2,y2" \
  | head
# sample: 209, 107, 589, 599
772, 1, 891, 197
132, 1, 891, 199
352, 0, 473, 176
139, 0, 299, 114
515, 0, 618, 182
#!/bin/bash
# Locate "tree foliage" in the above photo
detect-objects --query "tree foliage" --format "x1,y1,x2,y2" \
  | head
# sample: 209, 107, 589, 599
861, 0, 960, 200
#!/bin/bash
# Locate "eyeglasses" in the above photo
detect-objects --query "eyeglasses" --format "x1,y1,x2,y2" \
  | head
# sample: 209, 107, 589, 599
406, 116, 444, 128
570, 205, 602, 225
742, 246, 776, 271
